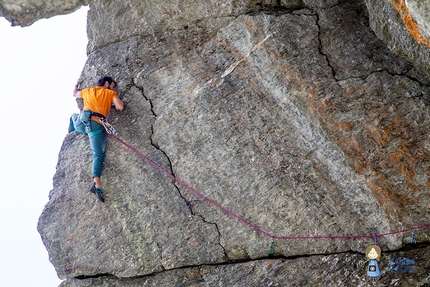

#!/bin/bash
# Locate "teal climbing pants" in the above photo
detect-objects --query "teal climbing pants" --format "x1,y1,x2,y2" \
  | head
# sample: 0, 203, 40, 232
69, 115, 106, 178
87, 120, 106, 178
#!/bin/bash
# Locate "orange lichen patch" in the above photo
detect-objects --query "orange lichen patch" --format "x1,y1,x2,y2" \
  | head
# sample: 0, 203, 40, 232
285, 68, 307, 91
400, 161, 415, 183
327, 120, 369, 175
67, 234, 77, 243
346, 86, 355, 94
344, 136, 368, 174
372, 130, 389, 146
368, 177, 411, 220
345, 136, 362, 154
186, 269, 200, 278
72, 268, 82, 276
391, 0, 430, 48
326, 114, 426, 214
383, 139, 419, 188
334, 121, 354, 132
385, 140, 410, 165
386, 150, 404, 167
324, 97, 333, 106
364, 120, 391, 148
365, 117, 408, 148
299, 78, 428, 222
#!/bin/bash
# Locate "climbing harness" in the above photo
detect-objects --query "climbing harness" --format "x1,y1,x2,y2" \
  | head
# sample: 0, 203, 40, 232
82, 110, 117, 135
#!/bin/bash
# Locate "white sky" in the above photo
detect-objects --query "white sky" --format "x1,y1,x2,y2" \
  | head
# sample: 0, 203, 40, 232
0, 6, 88, 287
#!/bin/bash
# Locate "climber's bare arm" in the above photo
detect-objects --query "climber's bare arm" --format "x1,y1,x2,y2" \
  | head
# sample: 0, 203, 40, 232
73, 86, 81, 98
113, 97, 124, 111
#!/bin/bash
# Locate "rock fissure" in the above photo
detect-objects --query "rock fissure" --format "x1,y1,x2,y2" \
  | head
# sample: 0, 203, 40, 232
74, 273, 116, 280
137, 82, 199, 216
315, 10, 337, 81
190, 208, 230, 261
133, 81, 229, 267
69, 243, 429, 283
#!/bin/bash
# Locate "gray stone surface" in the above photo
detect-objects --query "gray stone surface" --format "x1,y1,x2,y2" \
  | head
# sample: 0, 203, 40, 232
0, 0, 89, 26
364, 0, 430, 78
2, 0, 430, 84
407, 0, 430, 41
31, 0, 430, 285
60, 244, 430, 286
84, 0, 307, 54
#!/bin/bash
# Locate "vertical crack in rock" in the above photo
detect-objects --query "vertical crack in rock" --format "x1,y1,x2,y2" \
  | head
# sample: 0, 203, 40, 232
132, 80, 228, 261
314, 9, 337, 81
132, 82, 191, 209
195, 210, 230, 261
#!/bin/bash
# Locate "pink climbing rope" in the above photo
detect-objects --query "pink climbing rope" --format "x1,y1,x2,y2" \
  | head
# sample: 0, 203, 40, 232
109, 134, 430, 240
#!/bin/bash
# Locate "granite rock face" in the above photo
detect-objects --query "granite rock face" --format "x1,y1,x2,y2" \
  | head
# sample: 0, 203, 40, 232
26, 0, 430, 285
364, 0, 430, 78
0, 0, 89, 26
59, 245, 430, 287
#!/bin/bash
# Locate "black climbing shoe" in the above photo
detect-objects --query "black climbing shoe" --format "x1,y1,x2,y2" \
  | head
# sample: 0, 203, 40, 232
95, 187, 105, 202
90, 184, 105, 202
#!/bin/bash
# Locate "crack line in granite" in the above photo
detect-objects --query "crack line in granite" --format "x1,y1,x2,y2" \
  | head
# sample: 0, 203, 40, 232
132, 81, 228, 260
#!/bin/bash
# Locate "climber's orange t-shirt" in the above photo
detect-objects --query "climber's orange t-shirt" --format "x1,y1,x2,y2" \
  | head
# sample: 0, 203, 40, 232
80, 86, 119, 125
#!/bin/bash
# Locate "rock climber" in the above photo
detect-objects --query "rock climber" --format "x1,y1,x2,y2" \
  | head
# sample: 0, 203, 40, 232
68, 76, 124, 202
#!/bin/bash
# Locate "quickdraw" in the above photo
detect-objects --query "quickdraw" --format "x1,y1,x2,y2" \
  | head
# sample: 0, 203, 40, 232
86, 110, 117, 135
99, 117, 117, 135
